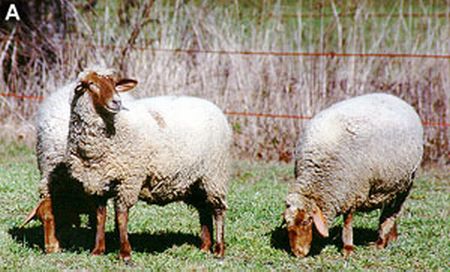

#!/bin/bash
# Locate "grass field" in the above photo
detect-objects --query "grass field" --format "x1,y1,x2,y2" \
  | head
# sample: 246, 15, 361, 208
0, 143, 448, 271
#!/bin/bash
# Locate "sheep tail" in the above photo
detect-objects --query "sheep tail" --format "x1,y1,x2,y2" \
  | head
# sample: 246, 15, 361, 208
20, 199, 44, 228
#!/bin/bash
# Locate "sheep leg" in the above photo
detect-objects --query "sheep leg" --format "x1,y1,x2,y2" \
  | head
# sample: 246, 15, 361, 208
20, 197, 59, 253
342, 212, 354, 257
36, 197, 60, 253
198, 207, 213, 253
213, 209, 225, 258
115, 207, 132, 261
376, 184, 412, 249
376, 213, 398, 249
91, 200, 107, 255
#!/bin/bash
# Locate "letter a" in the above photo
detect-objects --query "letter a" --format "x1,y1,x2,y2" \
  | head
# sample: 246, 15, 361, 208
5, 4, 21, 21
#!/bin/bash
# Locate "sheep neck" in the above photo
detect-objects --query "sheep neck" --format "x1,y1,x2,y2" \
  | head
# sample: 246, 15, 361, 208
293, 152, 341, 226
289, 183, 338, 227
68, 93, 115, 162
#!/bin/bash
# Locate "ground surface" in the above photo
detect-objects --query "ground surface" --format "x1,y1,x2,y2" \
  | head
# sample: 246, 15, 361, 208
0, 143, 448, 271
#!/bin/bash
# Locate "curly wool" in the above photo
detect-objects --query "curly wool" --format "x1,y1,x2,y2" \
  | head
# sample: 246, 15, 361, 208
285, 93, 423, 226
66, 94, 231, 211
36, 71, 134, 198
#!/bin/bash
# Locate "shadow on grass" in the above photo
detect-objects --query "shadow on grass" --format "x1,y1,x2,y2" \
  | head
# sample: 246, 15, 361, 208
270, 224, 378, 256
9, 225, 200, 254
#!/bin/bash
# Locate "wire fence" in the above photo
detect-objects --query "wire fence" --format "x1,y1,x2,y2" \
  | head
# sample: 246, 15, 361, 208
1, 92, 449, 128
269, 12, 449, 18
1, 43, 449, 128
73, 41, 450, 59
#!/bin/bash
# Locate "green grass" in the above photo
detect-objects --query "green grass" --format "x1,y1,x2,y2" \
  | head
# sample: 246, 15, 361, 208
0, 143, 448, 271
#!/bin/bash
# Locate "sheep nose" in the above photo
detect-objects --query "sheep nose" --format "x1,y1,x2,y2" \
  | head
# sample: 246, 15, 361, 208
112, 99, 122, 109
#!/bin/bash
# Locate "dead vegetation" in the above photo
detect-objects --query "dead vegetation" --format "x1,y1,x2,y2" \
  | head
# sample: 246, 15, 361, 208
0, 1, 448, 165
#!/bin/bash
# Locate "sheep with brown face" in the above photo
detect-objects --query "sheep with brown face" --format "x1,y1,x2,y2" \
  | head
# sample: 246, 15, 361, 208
66, 70, 231, 261
21, 68, 135, 253
284, 93, 423, 257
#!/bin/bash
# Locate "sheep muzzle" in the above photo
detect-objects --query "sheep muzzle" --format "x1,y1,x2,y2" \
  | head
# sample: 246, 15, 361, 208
286, 209, 313, 257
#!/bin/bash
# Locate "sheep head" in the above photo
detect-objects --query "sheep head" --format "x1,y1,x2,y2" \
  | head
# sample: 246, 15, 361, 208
76, 71, 137, 114
284, 198, 329, 257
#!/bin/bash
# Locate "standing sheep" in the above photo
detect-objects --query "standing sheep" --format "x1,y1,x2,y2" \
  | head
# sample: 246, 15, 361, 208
21, 68, 134, 253
284, 93, 423, 257
66, 71, 231, 260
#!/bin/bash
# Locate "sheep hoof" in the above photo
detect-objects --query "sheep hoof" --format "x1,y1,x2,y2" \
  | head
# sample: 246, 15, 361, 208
343, 245, 354, 258
213, 243, 225, 259
200, 246, 211, 254
123, 259, 135, 267
45, 243, 61, 254
91, 248, 105, 256
119, 253, 132, 263
375, 238, 388, 249
375, 230, 398, 249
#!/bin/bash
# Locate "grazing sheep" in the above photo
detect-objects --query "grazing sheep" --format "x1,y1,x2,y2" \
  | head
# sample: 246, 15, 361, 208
284, 93, 423, 257
66, 71, 231, 260
21, 68, 134, 253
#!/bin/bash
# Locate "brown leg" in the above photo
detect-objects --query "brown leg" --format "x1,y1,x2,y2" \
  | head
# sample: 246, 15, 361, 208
376, 184, 412, 249
376, 217, 396, 248
91, 203, 107, 255
342, 212, 354, 257
213, 209, 225, 258
198, 207, 213, 253
376, 215, 400, 249
376, 221, 399, 249
388, 222, 398, 242
20, 197, 60, 253
36, 197, 60, 253
116, 208, 132, 261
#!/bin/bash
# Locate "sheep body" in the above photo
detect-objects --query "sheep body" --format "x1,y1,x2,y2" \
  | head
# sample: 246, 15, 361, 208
66, 73, 231, 259
26, 69, 134, 253
285, 93, 423, 257
67, 95, 231, 210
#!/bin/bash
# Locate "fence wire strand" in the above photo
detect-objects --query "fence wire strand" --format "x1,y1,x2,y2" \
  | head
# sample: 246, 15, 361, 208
1, 93, 448, 128
1, 44, 449, 128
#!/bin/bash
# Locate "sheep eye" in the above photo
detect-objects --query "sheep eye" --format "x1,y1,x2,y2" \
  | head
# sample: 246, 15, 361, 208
75, 83, 85, 93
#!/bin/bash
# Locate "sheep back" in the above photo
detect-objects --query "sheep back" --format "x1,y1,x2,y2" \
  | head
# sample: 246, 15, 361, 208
288, 93, 423, 224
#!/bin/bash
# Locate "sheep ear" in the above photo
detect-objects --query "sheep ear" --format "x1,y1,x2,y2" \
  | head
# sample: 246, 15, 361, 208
312, 207, 329, 237
115, 79, 137, 92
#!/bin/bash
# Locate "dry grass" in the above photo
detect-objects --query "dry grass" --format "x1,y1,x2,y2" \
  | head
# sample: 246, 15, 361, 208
0, 0, 448, 165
